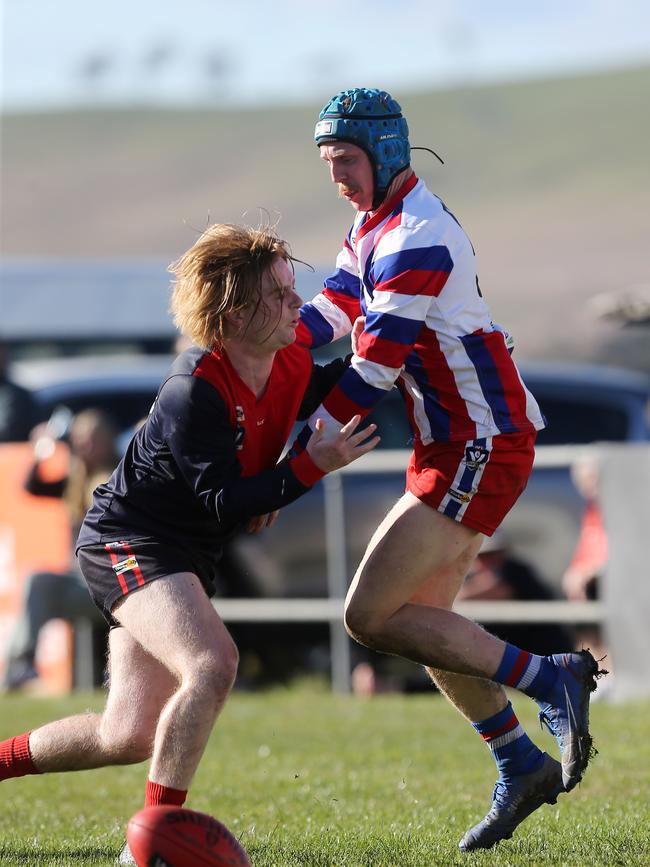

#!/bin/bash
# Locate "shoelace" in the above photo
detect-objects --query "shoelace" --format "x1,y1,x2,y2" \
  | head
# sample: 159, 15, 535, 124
490, 779, 525, 814
491, 780, 509, 809
538, 707, 565, 748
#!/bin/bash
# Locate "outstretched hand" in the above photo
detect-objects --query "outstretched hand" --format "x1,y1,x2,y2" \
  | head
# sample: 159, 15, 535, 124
306, 415, 380, 473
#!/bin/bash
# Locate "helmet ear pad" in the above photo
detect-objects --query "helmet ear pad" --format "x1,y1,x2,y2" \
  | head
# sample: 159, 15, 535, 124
369, 130, 411, 208
375, 136, 410, 183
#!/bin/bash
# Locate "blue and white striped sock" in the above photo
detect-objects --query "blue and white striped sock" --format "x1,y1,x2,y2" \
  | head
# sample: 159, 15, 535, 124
492, 643, 557, 700
473, 702, 543, 779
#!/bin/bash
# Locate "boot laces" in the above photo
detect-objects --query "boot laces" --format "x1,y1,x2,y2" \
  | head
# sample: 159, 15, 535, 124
538, 707, 565, 748
490, 778, 523, 815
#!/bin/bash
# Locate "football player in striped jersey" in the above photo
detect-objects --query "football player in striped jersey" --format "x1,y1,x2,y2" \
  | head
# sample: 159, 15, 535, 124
298, 88, 605, 851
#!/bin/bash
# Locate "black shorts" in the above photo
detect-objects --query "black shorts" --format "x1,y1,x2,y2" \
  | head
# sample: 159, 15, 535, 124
77, 537, 221, 626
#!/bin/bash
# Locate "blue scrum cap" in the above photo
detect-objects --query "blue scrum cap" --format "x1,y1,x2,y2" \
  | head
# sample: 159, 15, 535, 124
314, 88, 410, 208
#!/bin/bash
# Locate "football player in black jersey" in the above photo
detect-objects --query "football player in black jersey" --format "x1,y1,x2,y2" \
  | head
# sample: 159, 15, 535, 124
0, 223, 379, 865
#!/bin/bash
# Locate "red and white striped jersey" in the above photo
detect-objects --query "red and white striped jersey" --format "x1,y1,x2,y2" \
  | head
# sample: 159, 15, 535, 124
297, 174, 546, 444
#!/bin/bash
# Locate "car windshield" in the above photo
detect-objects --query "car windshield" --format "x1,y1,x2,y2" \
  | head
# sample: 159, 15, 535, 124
535, 397, 630, 445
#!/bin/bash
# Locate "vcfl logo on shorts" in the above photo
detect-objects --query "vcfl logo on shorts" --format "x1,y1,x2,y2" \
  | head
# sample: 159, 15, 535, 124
465, 445, 489, 471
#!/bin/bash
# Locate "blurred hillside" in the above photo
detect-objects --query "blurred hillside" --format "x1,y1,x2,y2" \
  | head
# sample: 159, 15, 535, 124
2, 65, 649, 367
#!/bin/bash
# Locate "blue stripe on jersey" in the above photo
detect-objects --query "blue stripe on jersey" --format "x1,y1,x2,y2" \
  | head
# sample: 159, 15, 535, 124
324, 267, 360, 298
338, 369, 388, 408
299, 304, 334, 347
372, 246, 453, 284
460, 333, 514, 432
365, 310, 422, 345
404, 348, 452, 441
363, 251, 375, 299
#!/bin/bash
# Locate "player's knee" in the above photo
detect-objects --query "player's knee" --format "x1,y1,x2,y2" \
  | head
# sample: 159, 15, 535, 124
100, 719, 154, 763
124, 729, 156, 763
344, 602, 383, 649
193, 640, 239, 699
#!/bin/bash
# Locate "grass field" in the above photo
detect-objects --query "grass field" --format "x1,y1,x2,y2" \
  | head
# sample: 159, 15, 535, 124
1, 686, 649, 866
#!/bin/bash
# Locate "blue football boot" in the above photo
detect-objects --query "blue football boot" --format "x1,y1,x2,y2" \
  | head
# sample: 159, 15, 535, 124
459, 752, 564, 852
536, 649, 607, 791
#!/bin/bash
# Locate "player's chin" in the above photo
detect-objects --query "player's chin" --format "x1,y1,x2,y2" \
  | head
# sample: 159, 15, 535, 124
278, 324, 298, 347
348, 195, 371, 212
340, 187, 370, 209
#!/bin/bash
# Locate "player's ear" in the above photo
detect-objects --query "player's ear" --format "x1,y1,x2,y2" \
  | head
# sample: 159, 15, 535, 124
224, 308, 246, 335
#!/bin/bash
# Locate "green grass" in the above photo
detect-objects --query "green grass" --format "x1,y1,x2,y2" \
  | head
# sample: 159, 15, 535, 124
1, 686, 649, 865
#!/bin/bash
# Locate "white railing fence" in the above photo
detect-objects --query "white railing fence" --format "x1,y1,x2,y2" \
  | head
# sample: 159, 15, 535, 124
73, 444, 649, 700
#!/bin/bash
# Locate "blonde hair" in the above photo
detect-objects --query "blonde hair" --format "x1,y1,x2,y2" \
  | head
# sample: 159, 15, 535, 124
169, 223, 294, 349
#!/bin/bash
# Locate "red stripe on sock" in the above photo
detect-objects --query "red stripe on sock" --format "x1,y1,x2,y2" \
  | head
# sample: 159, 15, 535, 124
0, 732, 40, 780
145, 779, 187, 807
480, 714, 520, 742
506, 650, 530, 687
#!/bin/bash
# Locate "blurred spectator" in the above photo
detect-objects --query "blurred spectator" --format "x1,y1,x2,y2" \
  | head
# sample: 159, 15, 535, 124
562, 456, 609, 668
2, 409, 119, 691
0, 340, 36, 442
562, 457, 607, 603
457, 530, 575, 656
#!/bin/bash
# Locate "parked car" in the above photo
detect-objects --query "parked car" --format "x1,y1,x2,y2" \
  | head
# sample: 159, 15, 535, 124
14, 353, 650, 594
496, 361, 650, 587
14, 354, 170, 437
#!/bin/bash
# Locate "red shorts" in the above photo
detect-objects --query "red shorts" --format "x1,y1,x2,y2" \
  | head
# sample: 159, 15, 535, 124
406, 431, 536, 536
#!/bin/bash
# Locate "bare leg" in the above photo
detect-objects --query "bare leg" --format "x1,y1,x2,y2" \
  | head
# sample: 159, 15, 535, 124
344, 493, 575, 854
29, 627, 178, 771
29, 573, 237, 792
345, 492, 508, 679
428, 669, 508, 722
406, 548, 509, 722
112, 573, 238, 790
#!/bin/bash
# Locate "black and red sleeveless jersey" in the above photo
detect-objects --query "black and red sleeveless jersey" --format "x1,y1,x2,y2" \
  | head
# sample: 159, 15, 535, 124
77, 343, 346, 562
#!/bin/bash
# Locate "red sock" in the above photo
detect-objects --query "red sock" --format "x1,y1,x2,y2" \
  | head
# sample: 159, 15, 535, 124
145, 779, 187, 808
0, 732, 40, 780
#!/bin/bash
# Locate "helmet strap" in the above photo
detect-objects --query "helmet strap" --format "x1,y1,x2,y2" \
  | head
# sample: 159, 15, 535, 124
371, 166, 412, 211
411, 146, 445, 165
